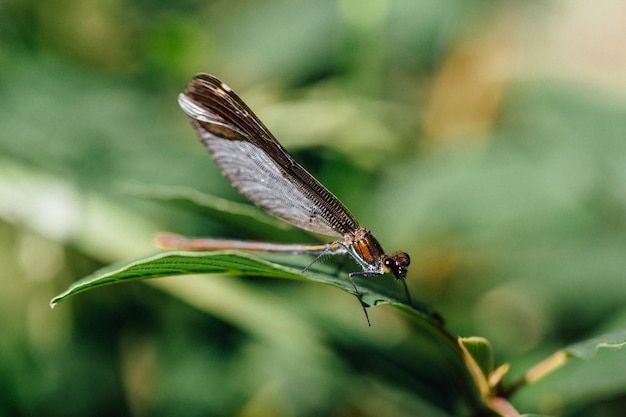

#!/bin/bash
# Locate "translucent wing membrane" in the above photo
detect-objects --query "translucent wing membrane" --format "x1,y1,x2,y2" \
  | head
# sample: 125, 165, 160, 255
172, 74, 414, 325
179, 74, 360, 237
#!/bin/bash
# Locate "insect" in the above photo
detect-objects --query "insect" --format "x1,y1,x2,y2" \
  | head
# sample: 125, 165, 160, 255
157, 74, 411, 325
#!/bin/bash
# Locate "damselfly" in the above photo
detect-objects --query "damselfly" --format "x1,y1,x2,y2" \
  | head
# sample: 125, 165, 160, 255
157, 74, 411, 325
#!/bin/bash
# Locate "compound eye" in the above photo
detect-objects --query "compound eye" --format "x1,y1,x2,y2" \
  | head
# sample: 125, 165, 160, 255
380, 258, 397, 278
396, 252, 410, 267
392, 252, 410, 279
382, 257, 394, 273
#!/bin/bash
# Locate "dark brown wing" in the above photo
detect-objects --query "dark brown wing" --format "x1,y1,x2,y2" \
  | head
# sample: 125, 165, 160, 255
179, 73, 360, 237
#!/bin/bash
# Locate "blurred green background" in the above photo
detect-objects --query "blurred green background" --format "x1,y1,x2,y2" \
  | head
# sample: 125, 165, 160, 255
1, 0, 625, 416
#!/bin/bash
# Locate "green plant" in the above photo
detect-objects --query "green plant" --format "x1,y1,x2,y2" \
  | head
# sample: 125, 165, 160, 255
51, 188, 626, 417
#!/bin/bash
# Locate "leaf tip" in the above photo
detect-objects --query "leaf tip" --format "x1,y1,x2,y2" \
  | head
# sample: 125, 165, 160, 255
49, 295, 63, 309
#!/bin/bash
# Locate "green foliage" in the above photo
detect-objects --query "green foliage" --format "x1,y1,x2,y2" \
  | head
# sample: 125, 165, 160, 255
50, 244, 626, 417
2, 0, 626, 416
50, 250, 439, 317
564, 330, 626, 360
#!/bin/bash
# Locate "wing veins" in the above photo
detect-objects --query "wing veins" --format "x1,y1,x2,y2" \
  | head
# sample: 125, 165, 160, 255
181, 74, 360, 236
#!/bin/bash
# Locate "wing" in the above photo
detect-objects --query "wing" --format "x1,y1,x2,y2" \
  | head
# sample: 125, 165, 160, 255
178, 74, 360, 237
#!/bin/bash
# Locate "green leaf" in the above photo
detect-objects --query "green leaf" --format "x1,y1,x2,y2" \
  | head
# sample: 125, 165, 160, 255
563, 329, 626, 360
50, 250, 439, 324
50, 250, 487, 410
459, 336, 494, 380
507, 329, 626, 395
50, 251, 302, 307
